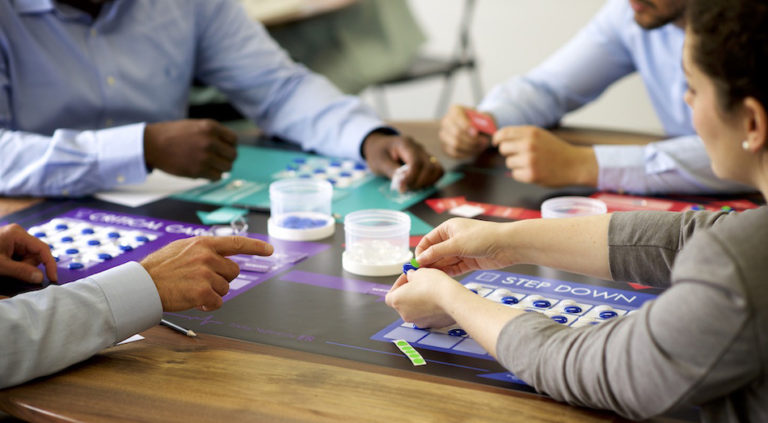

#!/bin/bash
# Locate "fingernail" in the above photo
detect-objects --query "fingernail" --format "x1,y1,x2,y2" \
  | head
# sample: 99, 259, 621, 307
31, 271, 43, 283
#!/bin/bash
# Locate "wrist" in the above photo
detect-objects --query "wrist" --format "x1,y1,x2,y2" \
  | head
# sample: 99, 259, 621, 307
574, 146, 599, 186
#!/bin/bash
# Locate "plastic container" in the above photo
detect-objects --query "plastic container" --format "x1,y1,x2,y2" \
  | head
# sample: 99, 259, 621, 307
540, 196, 607, 219
267, 179, 335, 241
342, 209, 412, 276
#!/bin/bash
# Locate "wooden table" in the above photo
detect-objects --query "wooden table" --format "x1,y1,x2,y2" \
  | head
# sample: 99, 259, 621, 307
0, 126, 678, 423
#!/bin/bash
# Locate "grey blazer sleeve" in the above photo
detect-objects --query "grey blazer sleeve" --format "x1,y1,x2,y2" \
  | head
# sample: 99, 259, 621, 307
0, 262, 162, 389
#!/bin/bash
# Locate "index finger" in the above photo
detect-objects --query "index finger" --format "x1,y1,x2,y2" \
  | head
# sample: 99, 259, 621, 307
211, 122, 238, 145
18, 235, 58, 282
205, 236, 274, 257
491, 126, 527, 147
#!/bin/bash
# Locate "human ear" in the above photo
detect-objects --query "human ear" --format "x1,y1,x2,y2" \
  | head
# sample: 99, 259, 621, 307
741, 97, 767, 152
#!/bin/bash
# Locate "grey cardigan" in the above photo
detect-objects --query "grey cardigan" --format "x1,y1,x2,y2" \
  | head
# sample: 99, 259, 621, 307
497, 208, 768, 422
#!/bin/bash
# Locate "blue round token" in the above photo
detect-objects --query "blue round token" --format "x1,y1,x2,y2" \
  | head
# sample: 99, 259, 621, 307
329, 161, 342, 167
448, 328, 467, 337
313, 169, 325, 174
402, 263, 417, 273
564, 305, 582, 314
298, 174, 312, 179
469, 289, 479, 294
98, 253, 113, 260
68, 262, 84, 270
339, 171, 352, 178
327, 178, 337, 186
691, 205, 704, 211
54, 257, 60, 262
55, 224, 68, 230
108, 232, 121, 238
119, 245, 133, 251
501, 296, 519, 305
87, 239, 101, 246
65, 248, 79, 255
33, 231, 46, 238
60, 236, 74, 243
599, 310, 618, 319
533, 299, 552, 308
353, 163, 366, 171
292, 157, 307, 164
135, 235, 149, 242
81, 228, 95, 235
551, 315, 568, 324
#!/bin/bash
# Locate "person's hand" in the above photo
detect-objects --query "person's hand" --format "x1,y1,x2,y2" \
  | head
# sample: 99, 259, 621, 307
415, 218, 517, 276
439, 105, 492, 158
140, 236, 273, 312
0, 224, 57, 284
362, 132, 444, 192
492, 126, 598, 187
385, 268, 466, 329
144, 119, 238, 181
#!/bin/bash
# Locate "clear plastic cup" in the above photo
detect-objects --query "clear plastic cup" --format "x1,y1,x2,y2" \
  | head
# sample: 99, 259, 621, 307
540, 196, 607, 218
342, 209, 412, 276
267, 179, 335, 241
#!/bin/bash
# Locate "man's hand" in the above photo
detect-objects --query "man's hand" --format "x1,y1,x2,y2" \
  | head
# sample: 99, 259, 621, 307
492, 126, 598, 187
144, 119, 238, 181
0, 224, 57, 284
140, 236, 273, 312
439, 105, 492, 158
362, 132, 444, 192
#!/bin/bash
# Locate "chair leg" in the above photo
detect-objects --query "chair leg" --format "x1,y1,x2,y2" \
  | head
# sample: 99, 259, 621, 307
435, 71, 457, 118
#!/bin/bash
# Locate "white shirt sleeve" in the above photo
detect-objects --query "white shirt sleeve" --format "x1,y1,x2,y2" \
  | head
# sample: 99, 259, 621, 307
0, 262, 162, 389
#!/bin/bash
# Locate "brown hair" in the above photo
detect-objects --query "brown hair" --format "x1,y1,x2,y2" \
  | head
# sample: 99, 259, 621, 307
687, 0, 768, 114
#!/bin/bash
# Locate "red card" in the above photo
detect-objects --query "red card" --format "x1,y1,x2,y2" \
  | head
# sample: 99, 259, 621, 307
465, 109, 497, 135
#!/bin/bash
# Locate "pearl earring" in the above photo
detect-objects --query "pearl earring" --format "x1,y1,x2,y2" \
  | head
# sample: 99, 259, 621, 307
742, 140, 750, 151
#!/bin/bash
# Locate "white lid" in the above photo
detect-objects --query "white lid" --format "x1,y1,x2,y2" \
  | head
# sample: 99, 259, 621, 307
541, 196, 607, 218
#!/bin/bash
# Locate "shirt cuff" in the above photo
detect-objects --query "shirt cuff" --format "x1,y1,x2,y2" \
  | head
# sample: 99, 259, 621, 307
95, 123, 148, 189
594, 144, 648, 193
88, 261, 162, 342
343, 117, 391, 162
359, 126, 399, 159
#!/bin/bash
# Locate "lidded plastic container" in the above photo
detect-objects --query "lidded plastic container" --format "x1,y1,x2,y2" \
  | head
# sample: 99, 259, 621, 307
267, 179, 335, 241
342, 209, 412, 276
540, 196, 607, 218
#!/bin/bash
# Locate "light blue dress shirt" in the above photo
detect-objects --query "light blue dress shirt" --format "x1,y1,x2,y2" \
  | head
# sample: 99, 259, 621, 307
478, 0, 749, 194
0, 262, 162, 389
0, 0, 385, 196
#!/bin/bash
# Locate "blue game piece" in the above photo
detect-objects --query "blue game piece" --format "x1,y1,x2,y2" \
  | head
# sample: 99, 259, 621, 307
313, 169, 326, 174
54, 257, 59, 262
108, 232, 121, 238
292, 157, 307, 164
469, 289, 479, 294
327, 178, 337, 186
55, 224, 68, 230
339, 171, 352, 178
135, 235, 150, 242
298, 174, 312, 179
60, 236, 74, 243
81, 228, 95, 235
65, 248, 79, 255
691, 205, 704, 211
532, 299, 551, 308
68, 262, 84, 270
98, 253, 113, 260
448, 328, 467, 337
329, 160, 342, 167
285, 164, 298, 171
87, 239, 101, 246
33, 231, 46, 238
48, 244, 54, 250
501, 296, 519, 305
564, 305, 582, 314
599, 310, 618, 319
119, 245, 133, 252
551, 315, 568, 324
402, 263, 417, 273
353, 163, 366, 171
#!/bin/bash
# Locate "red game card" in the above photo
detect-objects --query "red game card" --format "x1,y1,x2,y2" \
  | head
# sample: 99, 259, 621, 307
465, 109, 497, 135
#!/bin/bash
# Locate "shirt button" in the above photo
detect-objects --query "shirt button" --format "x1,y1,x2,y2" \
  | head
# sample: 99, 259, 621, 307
116, 175, 125, 184
107, 76, 115, 86
105, 118, 114, 126
62, 189, 70, 196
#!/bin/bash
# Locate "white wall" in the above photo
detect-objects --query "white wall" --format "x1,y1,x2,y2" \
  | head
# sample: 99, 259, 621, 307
364, 0, 664, 134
